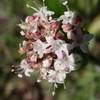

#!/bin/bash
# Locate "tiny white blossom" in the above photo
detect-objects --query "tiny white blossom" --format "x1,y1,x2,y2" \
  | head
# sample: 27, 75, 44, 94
20, 59, 33, 77
61, 11, 76, 24
54, 54, 75, 72
54, 59, 67, 71
48, 70, 66, 83
34, 40, 46, 58
55, 43, 69, 59
45, 36, 64, 53
40, 6, 54, 17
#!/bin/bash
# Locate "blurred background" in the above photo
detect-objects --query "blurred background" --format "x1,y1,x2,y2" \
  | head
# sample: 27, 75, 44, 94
0, 0, 100, 100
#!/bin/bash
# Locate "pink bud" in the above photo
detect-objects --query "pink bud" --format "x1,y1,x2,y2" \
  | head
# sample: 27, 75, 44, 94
50, 20, 59, 31
62, 23, 74, 33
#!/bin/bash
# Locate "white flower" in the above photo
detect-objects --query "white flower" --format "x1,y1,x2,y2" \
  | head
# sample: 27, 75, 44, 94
20, 59, 33, 77
54, 54, 75, 72
54, 59, 67, 71
54, 43, 75, 72
55, 50, 65, 59
55, 43, 72, 59
43, 58, 52, 68
34, 40, 46, 58
61, 11, 76, 25
45, 36, 64, 53
39, 6, 54, 17
56, 71, 66, 83
33, 36, 65, 57
48, 70, 66, 83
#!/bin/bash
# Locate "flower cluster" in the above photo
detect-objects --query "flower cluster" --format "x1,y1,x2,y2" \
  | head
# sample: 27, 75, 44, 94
13, 0, 93, 95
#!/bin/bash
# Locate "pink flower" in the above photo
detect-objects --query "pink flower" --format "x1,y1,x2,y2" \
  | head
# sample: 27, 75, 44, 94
50, 20, 60, 32
61, 11, 82, 33
19, 13, 50, 41
73, 16, 81, 26
25, 15, 39, 25
25, 31, 45, 41
62, 23, 74, 33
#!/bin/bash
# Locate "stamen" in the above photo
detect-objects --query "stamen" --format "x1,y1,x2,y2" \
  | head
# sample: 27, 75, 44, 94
26, 4, 39, 12
54, 83, 58, 88
52, 91, 55, 96
18, 74, 23, 78
52, 83, 56, 96
43, 0, 45, 6
11, 69, 14, 72
37, 79, 41, 83
63, 81, 67, 89
65, 5, 70, 11
62, 0, 70, 11
11, 65, 24, 76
